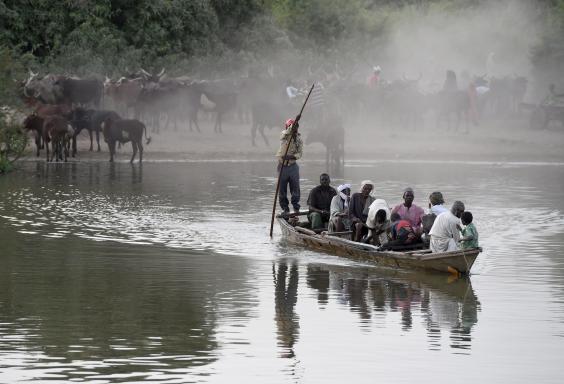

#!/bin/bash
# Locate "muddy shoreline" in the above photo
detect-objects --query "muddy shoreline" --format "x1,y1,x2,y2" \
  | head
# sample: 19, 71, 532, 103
18, 117, 564, 164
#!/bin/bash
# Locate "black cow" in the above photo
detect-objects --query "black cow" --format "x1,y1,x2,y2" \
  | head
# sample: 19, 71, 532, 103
42, 115, 74, 162
55, 78, 103, 107
70, 108, 121, 156
102, 119, 151, 163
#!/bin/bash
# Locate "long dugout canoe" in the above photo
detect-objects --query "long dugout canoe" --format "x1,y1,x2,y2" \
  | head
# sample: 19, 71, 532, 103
277, 216, 480, 274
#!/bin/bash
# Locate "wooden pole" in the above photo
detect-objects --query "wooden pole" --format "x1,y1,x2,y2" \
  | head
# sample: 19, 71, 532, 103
269, 84, 315, 237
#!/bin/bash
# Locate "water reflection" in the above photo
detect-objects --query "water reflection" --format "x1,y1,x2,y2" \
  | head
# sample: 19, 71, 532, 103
273, 260, 299, 359
306, 265, 480, 352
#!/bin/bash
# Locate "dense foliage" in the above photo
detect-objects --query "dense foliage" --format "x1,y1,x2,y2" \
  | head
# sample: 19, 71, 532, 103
0, 0, 560, 76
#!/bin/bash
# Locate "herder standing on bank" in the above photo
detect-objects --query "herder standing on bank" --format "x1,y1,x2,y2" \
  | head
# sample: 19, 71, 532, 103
276, 118, 303, 215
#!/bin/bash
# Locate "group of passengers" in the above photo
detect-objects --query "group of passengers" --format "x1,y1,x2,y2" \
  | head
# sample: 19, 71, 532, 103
306, 173, 479, 253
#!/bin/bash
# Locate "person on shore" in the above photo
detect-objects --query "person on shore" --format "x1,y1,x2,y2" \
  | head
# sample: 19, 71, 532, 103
391, 187, 425, 230
367, 66, 382, 88
429, 201, 465, 253
307, 173, 337, 230
459, 211, 479, 249
276, 118, 303, 215
364, 198, 391, 246
328, 184, 351, 232
350, 180, 376, 242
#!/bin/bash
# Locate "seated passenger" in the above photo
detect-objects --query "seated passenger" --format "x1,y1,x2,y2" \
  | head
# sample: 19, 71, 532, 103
421, 191, 447, 238
328, 184, 351, 232
429, 201, 465, 253
391, 187, 424, 230
307, 173, 337, 230
389, 213, 418, 245
459, 211, 479, 249
364, 198, 391, 246
428, 191, 448, 216
350, 180, 375, 242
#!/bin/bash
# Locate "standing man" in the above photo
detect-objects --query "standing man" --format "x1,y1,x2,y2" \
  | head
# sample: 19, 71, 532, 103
429, 201, 465, 253
391, 187, 425, 230
276, 118, 303, 215
307, 173, 337, 230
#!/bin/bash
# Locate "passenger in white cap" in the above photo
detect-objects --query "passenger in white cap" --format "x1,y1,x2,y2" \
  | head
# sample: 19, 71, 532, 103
328, 183, 351, 232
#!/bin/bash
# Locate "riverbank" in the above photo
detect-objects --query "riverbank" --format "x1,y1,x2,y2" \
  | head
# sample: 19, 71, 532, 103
18, 116, 564, 164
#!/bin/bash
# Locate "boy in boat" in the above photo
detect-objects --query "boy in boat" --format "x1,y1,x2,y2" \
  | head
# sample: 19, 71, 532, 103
459, 211, 479, 249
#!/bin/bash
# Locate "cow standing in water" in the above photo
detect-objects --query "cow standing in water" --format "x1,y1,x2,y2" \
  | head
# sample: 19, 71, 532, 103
102, 118, 151, 163
42, 115, 74, 162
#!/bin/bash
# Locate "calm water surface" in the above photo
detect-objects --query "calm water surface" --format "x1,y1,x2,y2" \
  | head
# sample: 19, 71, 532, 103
0, 160, 563, 383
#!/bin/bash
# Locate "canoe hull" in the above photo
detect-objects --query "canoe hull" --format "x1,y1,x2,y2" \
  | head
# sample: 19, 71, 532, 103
277, 217, 479, 274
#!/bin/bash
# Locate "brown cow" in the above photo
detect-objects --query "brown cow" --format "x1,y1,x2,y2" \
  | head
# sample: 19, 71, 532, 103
102, 118, 151, 163
43, 115, 74, 162
22, 114, 44, 156
34, 102, 71, 118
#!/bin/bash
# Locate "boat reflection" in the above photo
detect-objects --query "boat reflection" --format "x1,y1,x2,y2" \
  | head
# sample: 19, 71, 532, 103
305, 264, 481, 352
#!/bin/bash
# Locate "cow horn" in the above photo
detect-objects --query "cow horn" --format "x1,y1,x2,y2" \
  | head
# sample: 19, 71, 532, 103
157, 68, 165, 77
140, 68, 152, 78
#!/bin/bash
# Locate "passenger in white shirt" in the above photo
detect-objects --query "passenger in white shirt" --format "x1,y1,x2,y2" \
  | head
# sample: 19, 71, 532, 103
429, 201, 465, 253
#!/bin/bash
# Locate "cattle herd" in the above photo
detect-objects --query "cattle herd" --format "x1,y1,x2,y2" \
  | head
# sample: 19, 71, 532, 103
2, 66, 538, 164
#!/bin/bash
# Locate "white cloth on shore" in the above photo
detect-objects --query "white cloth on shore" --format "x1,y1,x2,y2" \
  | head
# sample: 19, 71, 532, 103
429, 210, 461, 253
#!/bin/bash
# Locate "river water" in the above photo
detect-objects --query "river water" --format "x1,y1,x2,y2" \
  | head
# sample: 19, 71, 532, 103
0, 159, 563, 383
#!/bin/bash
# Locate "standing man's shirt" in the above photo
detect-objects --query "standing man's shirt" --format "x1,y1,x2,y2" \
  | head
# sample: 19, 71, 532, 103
276, 129, 303, 165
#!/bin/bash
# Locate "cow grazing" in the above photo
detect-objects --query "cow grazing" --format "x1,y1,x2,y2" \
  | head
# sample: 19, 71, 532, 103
102, 119, 151, 163
70, 108, 121, 156
43, 115, 73, 162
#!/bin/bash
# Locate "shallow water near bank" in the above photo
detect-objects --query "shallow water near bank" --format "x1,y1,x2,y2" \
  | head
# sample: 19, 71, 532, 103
1, 160, 563, 383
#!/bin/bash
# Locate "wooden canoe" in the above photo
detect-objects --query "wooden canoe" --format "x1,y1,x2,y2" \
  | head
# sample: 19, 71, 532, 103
277, 216, 481, 275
